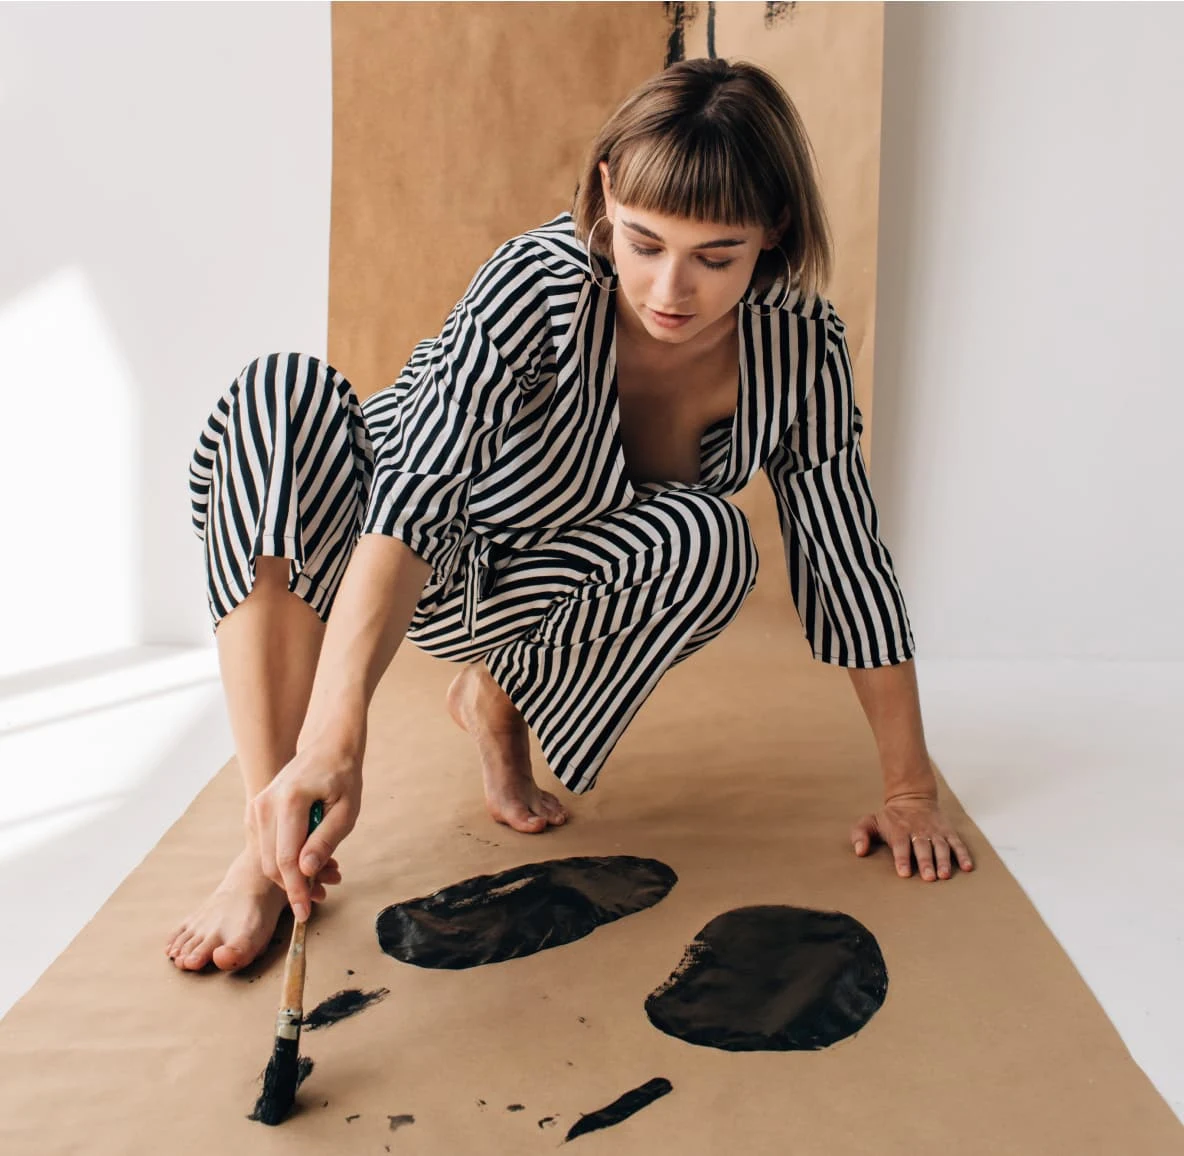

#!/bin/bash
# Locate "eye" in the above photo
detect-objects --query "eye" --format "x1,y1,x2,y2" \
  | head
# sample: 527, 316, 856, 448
627, 243, 734, 272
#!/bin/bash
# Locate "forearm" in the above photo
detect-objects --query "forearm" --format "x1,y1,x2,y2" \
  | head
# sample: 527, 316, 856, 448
297, 534, 432, 755
846, 659, 938, 800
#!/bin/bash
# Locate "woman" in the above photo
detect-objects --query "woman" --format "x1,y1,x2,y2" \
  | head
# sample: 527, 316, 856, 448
167, 58, 973, 973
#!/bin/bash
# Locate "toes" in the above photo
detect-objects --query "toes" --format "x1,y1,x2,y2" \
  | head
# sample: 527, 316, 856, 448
212, 942, 252, 972
171, 933, 200, 968
538, 792, 568, 825
180, 936, 216, 971
500, 802, 547, 834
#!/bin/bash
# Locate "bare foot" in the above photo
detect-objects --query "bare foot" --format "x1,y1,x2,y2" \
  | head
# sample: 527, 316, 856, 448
163, 848, 339, 972
446, 663, 568, 834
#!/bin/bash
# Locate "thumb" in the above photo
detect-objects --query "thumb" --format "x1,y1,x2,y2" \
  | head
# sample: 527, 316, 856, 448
850, 813, 879, 856
299, 803, 353, 877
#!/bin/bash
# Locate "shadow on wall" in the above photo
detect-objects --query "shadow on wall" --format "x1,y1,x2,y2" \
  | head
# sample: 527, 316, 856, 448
0, 4, 332, 676
869, 3, 934, 576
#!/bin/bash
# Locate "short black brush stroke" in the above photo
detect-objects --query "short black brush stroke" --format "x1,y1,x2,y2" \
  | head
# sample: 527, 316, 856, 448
565, 1078, 673, 1143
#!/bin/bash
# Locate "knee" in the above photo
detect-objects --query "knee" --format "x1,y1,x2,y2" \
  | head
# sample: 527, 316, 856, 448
653, 491, 758, 589
233, 352, 334, 408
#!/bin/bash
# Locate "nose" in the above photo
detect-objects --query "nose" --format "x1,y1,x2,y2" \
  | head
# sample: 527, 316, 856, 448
652, 258, 693, 311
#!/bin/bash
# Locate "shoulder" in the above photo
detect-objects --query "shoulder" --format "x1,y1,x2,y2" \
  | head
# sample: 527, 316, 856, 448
461, 211, 589, 325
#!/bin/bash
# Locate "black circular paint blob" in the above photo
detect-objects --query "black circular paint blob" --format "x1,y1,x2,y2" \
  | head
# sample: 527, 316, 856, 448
376, 855, 678, 969
645, 905, 888, 1051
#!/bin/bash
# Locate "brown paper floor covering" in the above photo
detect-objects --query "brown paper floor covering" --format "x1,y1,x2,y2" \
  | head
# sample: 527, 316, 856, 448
1, 562, 1181, 1154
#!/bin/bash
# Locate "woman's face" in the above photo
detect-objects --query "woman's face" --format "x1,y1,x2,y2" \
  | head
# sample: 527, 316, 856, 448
598, 161, 781, 347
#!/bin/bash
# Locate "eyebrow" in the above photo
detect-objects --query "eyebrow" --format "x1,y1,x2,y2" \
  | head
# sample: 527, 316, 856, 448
620, 219, 747, 250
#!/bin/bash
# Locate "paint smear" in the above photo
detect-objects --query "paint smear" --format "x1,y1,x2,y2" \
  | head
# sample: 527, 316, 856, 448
247, 1056, 314, 1124
376, 856, 677, 969
764, 1, 797, 28
646, 906, 887, 1051
565, 1078, 673, 1143
303, 987, 390, 1030
664, 2, 688, 67
388, 1114, 415, 1131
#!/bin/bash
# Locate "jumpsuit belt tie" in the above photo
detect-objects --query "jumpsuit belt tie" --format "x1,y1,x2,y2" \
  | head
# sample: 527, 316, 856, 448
461, 538, 499, 638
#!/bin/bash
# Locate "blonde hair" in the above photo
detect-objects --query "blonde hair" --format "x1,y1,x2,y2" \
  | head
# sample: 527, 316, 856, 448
572, 58, 833, 298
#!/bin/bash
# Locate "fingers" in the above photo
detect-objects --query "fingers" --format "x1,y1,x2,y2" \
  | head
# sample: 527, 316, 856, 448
275, 803, 313, 923
891, 835, 914, 878
949, 834, 975, 872
912, 835, 937, 882
932, 837, 953, 880
299, 801, 357, 879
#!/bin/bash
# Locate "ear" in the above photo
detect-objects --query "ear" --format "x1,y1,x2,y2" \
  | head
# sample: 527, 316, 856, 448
597, 161, 615, 216
762, 208, 791, 250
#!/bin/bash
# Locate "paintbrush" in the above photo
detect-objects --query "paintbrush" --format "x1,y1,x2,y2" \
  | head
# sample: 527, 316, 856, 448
251, 800, 323, 1126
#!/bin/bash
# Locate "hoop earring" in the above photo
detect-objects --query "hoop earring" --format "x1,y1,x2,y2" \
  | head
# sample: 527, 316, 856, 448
585, 215, 617, 292
744, 245, 793, 315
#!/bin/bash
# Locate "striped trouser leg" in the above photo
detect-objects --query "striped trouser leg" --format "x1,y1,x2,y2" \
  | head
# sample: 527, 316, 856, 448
408, 489, 759, 794
188, 353, 374, 634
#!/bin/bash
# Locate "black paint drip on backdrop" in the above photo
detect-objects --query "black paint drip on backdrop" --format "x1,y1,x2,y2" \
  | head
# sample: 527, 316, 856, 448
302, 987, 389, 1030
565, 1078, 673, 1143
376, 856, 677, 969
645, 906, 887, 1051
664, 2, 688, 67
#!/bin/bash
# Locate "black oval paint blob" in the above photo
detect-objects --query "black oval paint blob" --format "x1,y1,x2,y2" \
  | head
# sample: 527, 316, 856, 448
565, 1078, 673, 1143
645, 906, 887, 1051
376, 856, 678, 969
302, 987, 389, 1030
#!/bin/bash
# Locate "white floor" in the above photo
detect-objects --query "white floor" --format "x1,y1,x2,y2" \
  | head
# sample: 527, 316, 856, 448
0, 650, 1180, 1125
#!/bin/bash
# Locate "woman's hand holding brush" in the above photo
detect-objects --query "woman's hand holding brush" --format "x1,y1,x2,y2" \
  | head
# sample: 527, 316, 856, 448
248, 735, 364, 922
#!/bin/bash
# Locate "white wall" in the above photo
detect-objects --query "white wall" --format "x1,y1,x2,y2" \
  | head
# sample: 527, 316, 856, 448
5, 3, 1179, 669
873, 2, 1184, 661
0, 1, 332, 673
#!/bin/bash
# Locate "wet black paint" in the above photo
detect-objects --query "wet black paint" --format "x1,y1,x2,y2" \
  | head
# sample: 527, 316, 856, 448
302, 987, 389, 1030
376, 856, 677, 969
664, 2, 687, 66
507, 1104, 525, 1112
645, 905, 887, 1051
539, 1116, 558, 1129
565, 1078, 673, 1143
247, 1057, 313, 1124
346, 1114, 360, 1123
388, 1114, 415, 1131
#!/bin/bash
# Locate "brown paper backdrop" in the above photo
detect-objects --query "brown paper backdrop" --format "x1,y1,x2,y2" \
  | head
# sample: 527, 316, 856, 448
0, 4, 1180, 1153
327, 0, 882, 610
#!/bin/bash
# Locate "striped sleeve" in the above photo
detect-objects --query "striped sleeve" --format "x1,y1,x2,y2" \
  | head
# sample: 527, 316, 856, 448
763, 305, 916, 668
360, 245, 548, 579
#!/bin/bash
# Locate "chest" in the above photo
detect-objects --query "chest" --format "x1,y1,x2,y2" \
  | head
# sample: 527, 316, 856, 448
614, 340, 740, 486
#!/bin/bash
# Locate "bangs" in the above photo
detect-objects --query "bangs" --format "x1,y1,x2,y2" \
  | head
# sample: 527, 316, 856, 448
611, 128, 772, 227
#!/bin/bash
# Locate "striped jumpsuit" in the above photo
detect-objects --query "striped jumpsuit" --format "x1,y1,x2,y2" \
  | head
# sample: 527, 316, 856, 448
189, 213, 915, 795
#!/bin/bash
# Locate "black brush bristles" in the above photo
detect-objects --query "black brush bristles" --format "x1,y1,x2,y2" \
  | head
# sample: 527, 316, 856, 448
249, 1012, 302, 1125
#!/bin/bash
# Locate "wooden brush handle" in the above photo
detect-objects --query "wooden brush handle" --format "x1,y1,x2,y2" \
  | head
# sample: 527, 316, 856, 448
280, 919, 308, 1013
277, 801, 323, 1017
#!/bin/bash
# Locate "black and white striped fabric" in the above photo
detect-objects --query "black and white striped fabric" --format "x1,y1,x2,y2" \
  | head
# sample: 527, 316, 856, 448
189, 212, 914, 792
